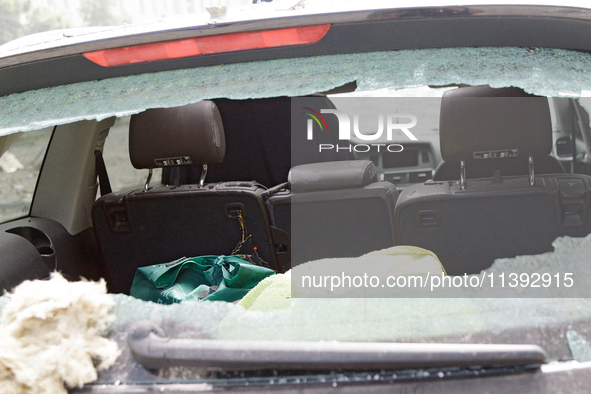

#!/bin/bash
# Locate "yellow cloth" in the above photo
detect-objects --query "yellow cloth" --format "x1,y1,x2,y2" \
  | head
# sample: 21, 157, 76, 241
237, 272, 292, 311
237, 245, 444, 310
217, 246, 470, 342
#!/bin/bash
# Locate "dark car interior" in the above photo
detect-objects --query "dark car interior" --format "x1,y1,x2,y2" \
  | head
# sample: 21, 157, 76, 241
1, 85, 591, 295
395, 86, 591, 275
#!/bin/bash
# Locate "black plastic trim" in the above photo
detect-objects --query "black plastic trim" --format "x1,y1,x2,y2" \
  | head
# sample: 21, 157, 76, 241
129, 320, 547, 371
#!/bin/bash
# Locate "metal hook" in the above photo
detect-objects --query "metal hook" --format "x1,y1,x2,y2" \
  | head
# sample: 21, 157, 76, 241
528, 156, 535, 186
143, 168, 153, 192
199, 164, 208, 188
460, 160, 466, 190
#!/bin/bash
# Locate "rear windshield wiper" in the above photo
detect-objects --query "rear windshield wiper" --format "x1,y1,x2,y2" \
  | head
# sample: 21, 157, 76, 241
129, 320, 547, 371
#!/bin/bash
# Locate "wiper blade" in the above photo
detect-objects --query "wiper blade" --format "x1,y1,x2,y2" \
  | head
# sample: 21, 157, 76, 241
129, 320, 547, 371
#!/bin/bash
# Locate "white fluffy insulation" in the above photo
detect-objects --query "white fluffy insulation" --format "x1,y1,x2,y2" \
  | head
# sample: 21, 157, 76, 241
0, 273, 120, 394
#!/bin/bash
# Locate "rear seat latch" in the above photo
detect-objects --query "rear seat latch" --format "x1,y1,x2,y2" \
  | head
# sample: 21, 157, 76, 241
224, 203, 245, 219
104, 197, 132, 233
416, 210, 442, 227
558, 178, 587, 227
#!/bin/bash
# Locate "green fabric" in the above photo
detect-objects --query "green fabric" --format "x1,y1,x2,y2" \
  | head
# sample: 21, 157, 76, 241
129, 255, 275, 304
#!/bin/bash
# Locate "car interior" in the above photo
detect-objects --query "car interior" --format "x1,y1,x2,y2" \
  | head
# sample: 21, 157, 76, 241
395, 86, 591, 275
1, 84, 591, 295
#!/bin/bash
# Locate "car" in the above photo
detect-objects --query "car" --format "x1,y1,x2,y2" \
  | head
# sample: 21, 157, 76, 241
2, 1, 591, 392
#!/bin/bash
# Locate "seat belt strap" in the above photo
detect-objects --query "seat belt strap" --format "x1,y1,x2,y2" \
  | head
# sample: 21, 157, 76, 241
94, 150, 112, 196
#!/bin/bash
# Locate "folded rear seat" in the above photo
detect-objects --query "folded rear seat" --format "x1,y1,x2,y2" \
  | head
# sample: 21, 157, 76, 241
92, 101, 280, 294
267, 160, 399, 266
394, 86, 591, 275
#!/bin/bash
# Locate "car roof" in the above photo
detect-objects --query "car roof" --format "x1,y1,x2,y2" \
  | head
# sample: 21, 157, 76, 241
2, 3, 591, 97
1, 0, 590, 60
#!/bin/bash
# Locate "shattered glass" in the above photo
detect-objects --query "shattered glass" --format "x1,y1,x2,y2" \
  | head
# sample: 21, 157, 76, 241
2, 47, 591, 136
2, 42, 591, 385
567, 330, 591, 362
2, 231, 591, 384
80, 294, 235, 383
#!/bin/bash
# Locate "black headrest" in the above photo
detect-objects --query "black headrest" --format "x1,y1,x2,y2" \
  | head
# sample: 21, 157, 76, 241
129, 101, 225, 169
288, 160, 378, 192
439, 86, 552, 162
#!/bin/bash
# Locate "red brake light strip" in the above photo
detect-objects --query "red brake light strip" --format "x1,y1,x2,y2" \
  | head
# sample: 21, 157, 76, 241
83, 24, 331, 67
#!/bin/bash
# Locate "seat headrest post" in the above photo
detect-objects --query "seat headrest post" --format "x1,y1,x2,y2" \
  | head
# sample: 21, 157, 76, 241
529, 156, 535, 186
199, 164, 208, 188
143, 168, 153, 192
460, 160, 466, 190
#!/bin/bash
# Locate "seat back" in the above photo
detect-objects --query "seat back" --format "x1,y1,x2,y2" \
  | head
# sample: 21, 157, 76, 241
267, 160, 399, 266
395, 175, 591, 275
93, 101, 280, 294
395, 86, 590, 275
